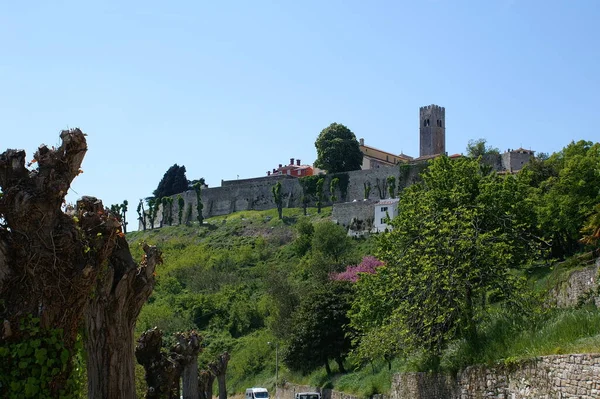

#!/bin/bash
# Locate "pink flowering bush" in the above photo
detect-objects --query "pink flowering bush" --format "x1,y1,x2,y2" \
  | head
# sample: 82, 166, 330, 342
330, 256, 384, 282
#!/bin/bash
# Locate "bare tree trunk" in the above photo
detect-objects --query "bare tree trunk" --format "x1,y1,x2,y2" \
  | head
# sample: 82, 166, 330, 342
172, 331, 201, 399
136, 328, 181, 399
198, 370, 215, 399
85, 239, 162, 399
208, 352, 230, 399
0, 130, 126, 396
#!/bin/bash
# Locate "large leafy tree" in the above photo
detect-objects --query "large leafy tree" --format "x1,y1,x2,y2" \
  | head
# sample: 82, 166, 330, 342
350, 156, 538, 364
466, 138, 499, 157
153, 164, 189, 198
532, 140, 600, 258
283, 281, 353, 375
314, 123, 363, 173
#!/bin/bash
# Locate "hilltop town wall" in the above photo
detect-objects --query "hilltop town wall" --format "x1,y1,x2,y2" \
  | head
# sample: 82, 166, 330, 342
140, 162, 427, 229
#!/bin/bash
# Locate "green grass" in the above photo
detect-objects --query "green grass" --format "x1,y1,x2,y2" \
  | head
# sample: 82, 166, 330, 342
441, 308, 600, 372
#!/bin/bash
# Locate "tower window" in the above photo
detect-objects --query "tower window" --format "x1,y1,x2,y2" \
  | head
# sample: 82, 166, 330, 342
424, 119, 430, 127
437, 119, 442, 127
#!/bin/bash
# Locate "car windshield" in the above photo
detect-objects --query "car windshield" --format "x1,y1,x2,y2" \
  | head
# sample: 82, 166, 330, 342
255, 393, 269, 399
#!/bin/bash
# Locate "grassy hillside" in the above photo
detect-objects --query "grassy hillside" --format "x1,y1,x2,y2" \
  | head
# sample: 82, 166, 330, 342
127, 207, 600, 397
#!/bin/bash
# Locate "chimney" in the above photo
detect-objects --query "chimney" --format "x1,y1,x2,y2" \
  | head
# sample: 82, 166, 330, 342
267, 171, 271, 176
273, 168, 276, 173
297, 159, 301, 166
290, 158, 294, 165
278, 164, 282, 168
359, 138, 364, 146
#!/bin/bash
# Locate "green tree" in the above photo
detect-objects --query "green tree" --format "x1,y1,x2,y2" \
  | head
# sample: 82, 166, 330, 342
363, 181, 371, 199
177, 195, 185, 225
153, 164, 189, 198
466, 138, 500, 157
272, 181, 283, 219
161, 197, 168, 226
193, 182, 204, 225
299, 176, 318, 216
292, 217, 315, 257
283, 281, 353, 375
315, 178, 325, 213
311, 221, 352, 267
533, 140, 600, 258
330, 177, 339, 202
137, 199, 147, 231
387, 175, 396, 198
351, 156, 538, 364
314, 123, 363, 173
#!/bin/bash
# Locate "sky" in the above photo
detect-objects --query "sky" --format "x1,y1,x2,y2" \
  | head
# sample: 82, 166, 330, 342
1, 0, 599, 228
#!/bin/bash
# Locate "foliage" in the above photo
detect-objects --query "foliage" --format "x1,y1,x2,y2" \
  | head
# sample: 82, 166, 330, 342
272, 181, 283, 220
335, 173, 350, 202
330, 256, 383, 283
311, 221, 353, 267
283, 281, 354, 374
109, 200, 128, 233
0, 316, 84, 399
193, 182, 204, 224
314, 123, 363, 173
375, 178, 387, 199
299, 176, 319, 215
177, 195, 184, 225
137, 199, 147, 231
329, 177, 339, 202
351, 156, 539, 363
580, 203, 600, 246
363, 181, 371, 200
153, 164, 189, 198
532, 140, 600, 258
147, 198, 157, 229
386, 176, 396, 199
466, 138, 500, 157
315, 178, 325, 213
292, 217, 315, 257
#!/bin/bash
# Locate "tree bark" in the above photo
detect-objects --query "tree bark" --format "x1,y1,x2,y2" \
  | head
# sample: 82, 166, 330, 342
136, 328, 181, 399
198, 370, 215, 399
172, 331, 201, 399
85, 239, 162, 399
208, 352, 230, 399
0, 130, 125, 396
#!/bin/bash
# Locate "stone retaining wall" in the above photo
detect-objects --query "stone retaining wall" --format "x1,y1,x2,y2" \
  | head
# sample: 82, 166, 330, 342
391, 353, 600, 399
550, 257, 600, 308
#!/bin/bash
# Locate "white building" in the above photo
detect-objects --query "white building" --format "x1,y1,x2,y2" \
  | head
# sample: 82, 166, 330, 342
373, 198, 400, 232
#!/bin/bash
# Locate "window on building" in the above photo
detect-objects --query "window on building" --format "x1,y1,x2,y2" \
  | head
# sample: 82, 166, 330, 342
381, 207, 388, 212
381, 218, 386, 224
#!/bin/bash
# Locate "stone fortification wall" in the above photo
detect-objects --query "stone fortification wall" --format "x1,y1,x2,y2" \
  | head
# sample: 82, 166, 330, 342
141, 175, 305, 229
331, 200, 377, 229
550, 257, 600, 308
141, 162, 429, 229
391, 354, 600, 399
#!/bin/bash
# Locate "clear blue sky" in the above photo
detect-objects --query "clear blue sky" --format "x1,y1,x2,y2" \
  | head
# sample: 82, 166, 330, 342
1, 0, 599, 226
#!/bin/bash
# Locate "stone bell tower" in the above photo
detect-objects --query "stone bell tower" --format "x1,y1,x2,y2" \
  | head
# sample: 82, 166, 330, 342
419, 104, 446, 157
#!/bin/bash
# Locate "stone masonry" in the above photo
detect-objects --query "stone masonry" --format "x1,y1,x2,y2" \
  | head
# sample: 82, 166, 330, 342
391, 354, 600, 399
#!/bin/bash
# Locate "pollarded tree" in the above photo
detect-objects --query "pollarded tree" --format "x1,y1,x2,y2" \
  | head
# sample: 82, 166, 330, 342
0, 130, 160, 398
351, 156, 539, 364
85, 238, 162, 399
272, 181, 283, 219
314, 123, 363, 173
153, 164, 189, 198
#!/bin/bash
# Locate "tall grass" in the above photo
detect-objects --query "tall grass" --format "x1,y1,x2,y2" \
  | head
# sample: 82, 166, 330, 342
442, 308, 600, 371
